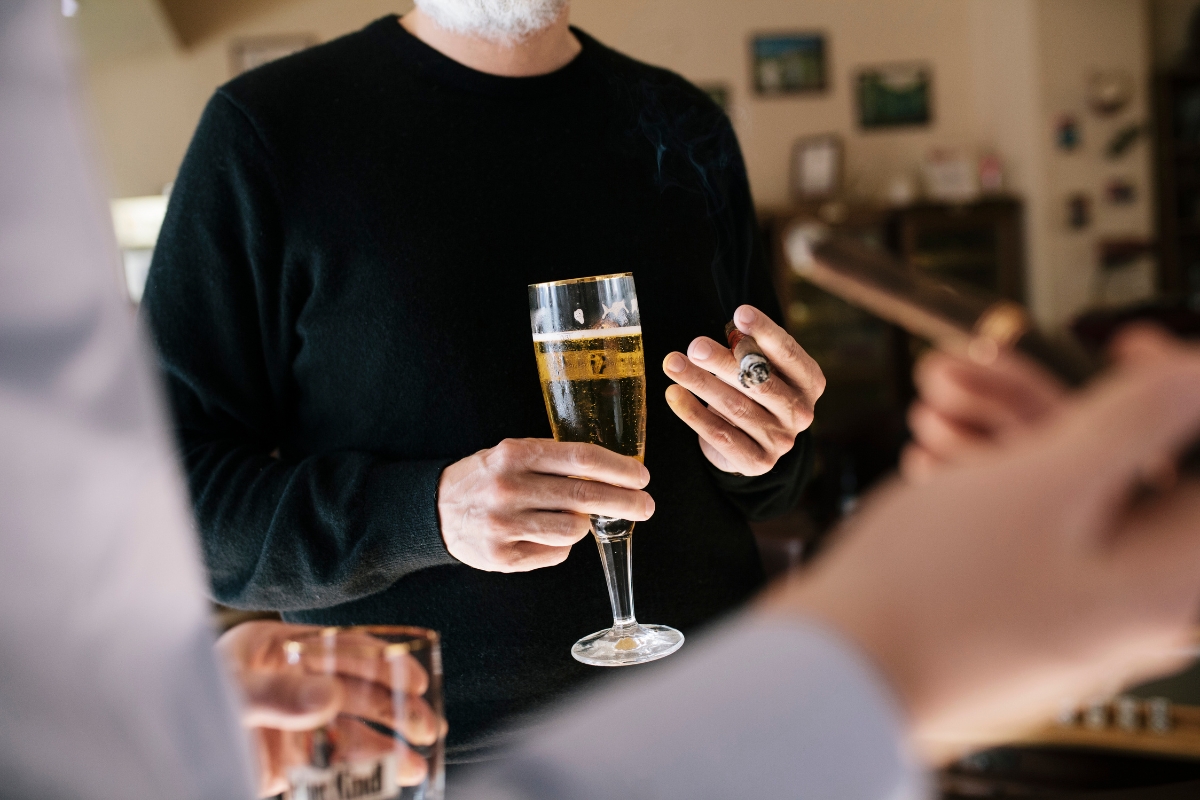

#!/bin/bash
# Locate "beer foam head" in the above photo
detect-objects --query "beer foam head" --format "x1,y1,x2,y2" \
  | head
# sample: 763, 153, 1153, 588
413, 0, 568, 43
532, 326, 641, 342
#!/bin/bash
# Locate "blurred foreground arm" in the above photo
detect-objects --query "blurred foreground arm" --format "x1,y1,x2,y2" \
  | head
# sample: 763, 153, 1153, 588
0, 2, 254, 797
456, 334, 1200, 799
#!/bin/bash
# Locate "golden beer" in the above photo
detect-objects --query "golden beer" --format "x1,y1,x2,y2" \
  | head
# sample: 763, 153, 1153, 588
532, 326, 646, 462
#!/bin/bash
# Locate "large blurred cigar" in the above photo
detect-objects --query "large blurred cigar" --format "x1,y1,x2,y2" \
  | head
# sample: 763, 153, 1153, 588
787, 228, 1200, 475
785, 227, 1099, 386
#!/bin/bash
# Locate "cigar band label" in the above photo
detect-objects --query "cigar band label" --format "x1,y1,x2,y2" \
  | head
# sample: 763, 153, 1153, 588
286, 754, 399, 800
725, 323, 747, 352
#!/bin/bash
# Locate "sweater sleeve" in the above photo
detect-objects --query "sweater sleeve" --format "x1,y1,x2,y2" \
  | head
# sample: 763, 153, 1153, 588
706, 127, 813, 521
141, 92, 458, 612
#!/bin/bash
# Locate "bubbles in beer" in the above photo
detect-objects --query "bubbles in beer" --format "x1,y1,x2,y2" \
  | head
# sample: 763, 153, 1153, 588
533, 328, 646, 462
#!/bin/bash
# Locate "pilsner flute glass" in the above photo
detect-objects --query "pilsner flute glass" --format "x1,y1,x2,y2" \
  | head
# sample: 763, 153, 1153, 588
280, 626, 445, 800
529, 273, 685, 667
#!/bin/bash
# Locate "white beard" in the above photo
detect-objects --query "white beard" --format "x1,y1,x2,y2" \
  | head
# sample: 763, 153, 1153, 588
413, 0, 568, 43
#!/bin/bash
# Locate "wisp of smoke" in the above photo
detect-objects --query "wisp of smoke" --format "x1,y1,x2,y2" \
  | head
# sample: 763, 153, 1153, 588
632, 80, 753, 318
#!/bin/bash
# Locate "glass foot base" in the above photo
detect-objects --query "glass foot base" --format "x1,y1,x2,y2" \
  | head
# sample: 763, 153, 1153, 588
571, 623, 684, 667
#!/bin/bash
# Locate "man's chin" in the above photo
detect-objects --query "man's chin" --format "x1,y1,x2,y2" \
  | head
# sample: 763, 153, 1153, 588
414, 0, 568, 43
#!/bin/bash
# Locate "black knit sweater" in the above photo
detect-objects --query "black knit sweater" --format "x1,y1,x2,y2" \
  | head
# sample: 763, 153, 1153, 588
142, 16, 811, 759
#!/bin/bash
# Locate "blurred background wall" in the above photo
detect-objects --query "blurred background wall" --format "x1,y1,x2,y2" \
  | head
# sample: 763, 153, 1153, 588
73, 0, 1172, 326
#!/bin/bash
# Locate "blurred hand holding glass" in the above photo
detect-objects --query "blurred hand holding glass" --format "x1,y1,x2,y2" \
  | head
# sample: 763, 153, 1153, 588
529, 273, 684, 666
277, 626, 444, 800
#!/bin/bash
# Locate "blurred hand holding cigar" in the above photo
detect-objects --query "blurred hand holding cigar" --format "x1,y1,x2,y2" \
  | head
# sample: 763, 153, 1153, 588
783, 228, 1200, 484
662, 304, 826, 476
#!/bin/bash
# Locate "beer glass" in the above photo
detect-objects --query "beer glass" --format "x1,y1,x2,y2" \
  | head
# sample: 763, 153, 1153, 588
280, 626, 444, 800
529, 273, 685, 666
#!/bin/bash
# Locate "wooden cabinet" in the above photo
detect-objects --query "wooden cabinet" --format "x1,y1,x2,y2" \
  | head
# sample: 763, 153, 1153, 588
759, 203, 911, 544
757, 198, 1025, 553
889, 197, 1026, 301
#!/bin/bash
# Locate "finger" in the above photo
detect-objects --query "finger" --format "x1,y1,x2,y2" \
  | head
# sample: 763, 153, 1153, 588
672, 341, 816, 436
488, 439, 649, 489
693, 338, 820, 433
517, 473, 655, 521
663, 351, 791, 451
252, 727, 289, 798
665, 384, 773, 475
907, 402, 991, 463
970, 349, 1066, 421
1108, 323, 1182, 366
396, 740, 430, 787
337, 677, 440, 746
730, 305, 826, 398
292, 630, 431, 697
697, 436, 736, 473
918, 349, 1065, 429
505, 510, 592, 547
498, 541, 575, 571
913, 354, 1034, 435
217, 620, 324, 672
332, 716, 431, 787
240, 672, 343, 731
330, 714, 402, 760
899, 443, 942, 484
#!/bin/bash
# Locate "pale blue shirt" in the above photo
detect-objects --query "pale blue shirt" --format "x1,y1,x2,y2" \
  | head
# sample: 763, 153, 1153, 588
459, 617, 927, 800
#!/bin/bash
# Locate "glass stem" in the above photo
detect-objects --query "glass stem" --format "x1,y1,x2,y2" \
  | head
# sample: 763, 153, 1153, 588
594, 526, 636, 630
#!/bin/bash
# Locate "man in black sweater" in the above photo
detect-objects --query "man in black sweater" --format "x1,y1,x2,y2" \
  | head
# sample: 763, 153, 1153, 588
142, 0, 825, 759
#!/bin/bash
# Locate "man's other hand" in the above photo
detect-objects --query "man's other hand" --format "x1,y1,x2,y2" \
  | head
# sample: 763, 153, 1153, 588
663, 305, 825, 476
902, 346, 1066, 482
767, 331, 1200, 759
437, 438, 653, 572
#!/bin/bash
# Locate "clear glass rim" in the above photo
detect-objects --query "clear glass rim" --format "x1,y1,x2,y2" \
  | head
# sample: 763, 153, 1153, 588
285, 625, 439, 656
528, 272, 632, 289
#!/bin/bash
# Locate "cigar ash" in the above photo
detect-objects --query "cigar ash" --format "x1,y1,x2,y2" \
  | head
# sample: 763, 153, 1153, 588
725, 321, 772, 388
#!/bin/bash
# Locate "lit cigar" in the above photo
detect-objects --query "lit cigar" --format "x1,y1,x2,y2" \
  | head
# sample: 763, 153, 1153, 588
724, 321, 771, 388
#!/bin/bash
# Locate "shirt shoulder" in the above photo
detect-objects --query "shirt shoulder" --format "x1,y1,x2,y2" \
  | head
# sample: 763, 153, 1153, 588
575, 28, 726, 125
214, 16, 399, 134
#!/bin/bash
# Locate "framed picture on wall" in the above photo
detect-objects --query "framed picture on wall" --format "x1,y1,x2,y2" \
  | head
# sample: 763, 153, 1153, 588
790, 134, 843, 201
751, 33, 827, 95
857, 64, 932, 129
230, 34, 318, 76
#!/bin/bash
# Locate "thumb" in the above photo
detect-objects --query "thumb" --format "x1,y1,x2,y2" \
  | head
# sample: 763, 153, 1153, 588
240, 671, 343, 730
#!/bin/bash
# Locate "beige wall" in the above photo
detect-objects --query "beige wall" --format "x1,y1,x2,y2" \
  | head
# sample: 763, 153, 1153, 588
77, 0, 988, 204
75, 0, 415, 198
1032, 0, 1156, 324
572, 0, 979, 209
75, 0, 1154, 324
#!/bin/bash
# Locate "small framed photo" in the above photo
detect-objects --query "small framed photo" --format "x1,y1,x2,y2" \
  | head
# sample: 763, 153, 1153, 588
790, 134, 843, 201
857, 64, 932, 129
230, 34, 318, 76
751, 33, 827, 96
